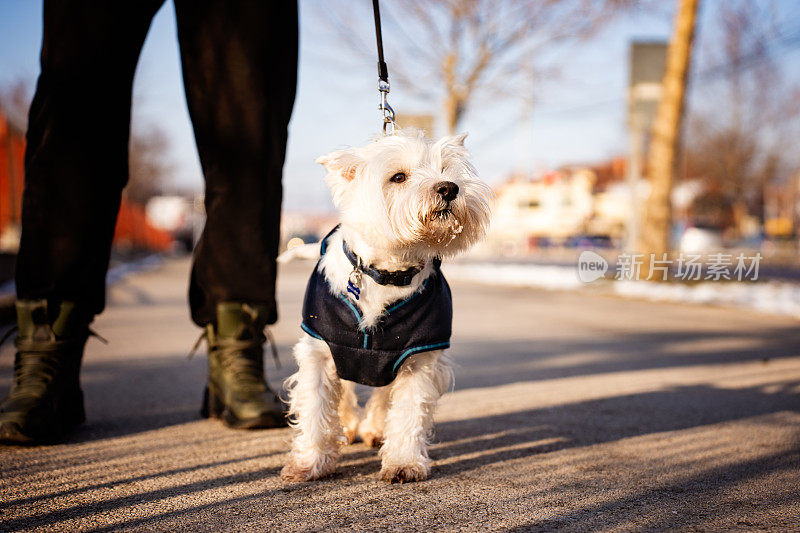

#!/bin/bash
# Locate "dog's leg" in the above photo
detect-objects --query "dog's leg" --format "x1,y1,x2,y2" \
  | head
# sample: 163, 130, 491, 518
281, 335, 343, 482
379, 350, 453, 483
358, 385, 390, 447
338, 379, 361, 444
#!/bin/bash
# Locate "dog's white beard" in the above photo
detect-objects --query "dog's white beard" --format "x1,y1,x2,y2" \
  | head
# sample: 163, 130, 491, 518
384, 186, 489, 257
424, 207, 465, 245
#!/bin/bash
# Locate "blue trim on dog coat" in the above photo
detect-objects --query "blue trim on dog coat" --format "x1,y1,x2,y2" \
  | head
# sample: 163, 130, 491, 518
301, 228, 452, 387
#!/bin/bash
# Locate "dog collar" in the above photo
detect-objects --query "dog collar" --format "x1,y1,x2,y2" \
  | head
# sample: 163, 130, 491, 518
342, 240, 424, 287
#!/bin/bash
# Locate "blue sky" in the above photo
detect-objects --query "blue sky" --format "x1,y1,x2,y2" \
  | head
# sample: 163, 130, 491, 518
0, 1, 797, 212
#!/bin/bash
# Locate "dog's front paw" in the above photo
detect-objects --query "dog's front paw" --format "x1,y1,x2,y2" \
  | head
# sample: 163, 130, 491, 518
379, 463, 429, 483
281, 456, 336, 482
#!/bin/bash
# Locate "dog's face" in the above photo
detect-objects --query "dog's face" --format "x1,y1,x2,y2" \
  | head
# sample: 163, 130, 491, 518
317, 129, 492, 259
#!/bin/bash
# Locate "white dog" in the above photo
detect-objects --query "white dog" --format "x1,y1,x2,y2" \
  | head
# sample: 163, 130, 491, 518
280, 129, 492, 483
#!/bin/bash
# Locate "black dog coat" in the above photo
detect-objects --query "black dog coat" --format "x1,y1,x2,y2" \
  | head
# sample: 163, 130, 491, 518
301, 229, 452, 387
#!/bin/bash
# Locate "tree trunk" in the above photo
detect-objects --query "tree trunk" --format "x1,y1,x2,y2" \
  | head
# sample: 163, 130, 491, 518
444, 92, 465, 134
638, 0, 700, 261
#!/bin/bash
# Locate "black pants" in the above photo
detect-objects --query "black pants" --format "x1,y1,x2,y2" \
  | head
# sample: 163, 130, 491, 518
16, 0, 298, 326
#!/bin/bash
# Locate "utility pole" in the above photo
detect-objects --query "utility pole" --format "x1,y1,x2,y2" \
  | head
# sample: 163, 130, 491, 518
638, 0, 700, 263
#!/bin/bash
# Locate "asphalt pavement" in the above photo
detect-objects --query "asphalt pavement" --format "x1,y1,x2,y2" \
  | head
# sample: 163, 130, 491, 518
1, 257, 799, 532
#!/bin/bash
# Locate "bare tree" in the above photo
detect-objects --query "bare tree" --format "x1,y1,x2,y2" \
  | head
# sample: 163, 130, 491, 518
0, 82, 30, 132
125, 125, 172, 205
681, 0, 800, 233
1, 80, 170, 206
320, 0, 647, 133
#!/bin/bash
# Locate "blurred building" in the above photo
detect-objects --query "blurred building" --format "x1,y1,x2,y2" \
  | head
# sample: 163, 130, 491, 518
486, 158, 636, 255
146, 195, 202, 252
0, 110, 24, 252
492, 170, 593, 241
0, 106, 172, 256
280, 212, 339, 251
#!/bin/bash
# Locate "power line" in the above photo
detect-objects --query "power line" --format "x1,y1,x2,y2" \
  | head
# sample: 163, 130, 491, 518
694, 28, 800, 81
473, 26, 800, 150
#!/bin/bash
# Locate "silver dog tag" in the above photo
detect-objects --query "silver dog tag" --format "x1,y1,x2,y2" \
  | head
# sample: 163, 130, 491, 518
347, 268, 362, 300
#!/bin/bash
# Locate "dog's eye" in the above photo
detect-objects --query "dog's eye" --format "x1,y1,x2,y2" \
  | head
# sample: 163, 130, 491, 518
390, 172, 407, 183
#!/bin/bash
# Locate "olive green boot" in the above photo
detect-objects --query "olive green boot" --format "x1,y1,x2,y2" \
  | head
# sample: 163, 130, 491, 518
200, 302, 285, 429
0, 300, 89, 444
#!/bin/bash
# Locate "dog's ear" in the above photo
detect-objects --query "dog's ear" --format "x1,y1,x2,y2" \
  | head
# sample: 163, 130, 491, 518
436, 131, 469, 150
434, 132, 469, 158
449, 132, 468, 146
315, 149, 363, 182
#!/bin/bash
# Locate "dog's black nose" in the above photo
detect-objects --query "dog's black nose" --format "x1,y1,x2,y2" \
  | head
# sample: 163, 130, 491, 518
434, 181, 459, 202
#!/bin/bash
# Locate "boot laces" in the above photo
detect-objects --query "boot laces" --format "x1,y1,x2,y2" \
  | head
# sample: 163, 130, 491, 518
1, 324, 101, 400
217, 338, 266, 387
189, 326, 280, 370
1, 327, 68, 399
11, 351, 63, 398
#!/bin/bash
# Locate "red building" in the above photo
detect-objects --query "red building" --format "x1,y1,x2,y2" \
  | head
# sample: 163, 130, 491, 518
0, 110, 171, 252
0, 111, 24, 240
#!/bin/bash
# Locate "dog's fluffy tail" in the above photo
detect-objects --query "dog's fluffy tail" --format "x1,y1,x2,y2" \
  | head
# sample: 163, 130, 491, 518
277, 243, 320, 264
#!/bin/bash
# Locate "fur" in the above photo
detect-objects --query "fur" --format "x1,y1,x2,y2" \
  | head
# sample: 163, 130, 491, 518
281, 129, 492, 483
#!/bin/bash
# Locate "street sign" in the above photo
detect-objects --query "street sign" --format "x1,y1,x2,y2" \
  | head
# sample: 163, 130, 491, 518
626, 41, 667, 252
629, 41, 668, 129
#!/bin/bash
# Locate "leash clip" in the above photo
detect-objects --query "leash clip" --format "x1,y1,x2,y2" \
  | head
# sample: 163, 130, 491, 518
378, 80, 396, 135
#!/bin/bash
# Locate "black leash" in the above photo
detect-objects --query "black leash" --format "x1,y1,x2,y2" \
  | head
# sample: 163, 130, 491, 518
371, 0, 396, 134
372, 0, 389, 84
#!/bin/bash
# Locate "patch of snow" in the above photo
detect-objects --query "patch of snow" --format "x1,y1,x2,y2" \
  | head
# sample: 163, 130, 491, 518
614, 279, 800, 320
444, 262, 800, 321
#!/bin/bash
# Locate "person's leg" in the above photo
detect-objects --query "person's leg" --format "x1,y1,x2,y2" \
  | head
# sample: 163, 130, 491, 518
0, 0, 164, 444
173, 0, 298, 429
16, 0, 165, 314
173, 0, 298, 328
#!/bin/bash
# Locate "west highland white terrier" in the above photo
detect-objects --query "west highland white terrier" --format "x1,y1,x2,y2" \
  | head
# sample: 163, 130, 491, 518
280, 129, 492, 483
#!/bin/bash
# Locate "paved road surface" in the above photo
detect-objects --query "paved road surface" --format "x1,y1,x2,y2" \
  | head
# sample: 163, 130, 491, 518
1, 257, 799, 532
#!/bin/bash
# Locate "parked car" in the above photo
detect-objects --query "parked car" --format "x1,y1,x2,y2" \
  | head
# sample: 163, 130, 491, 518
565, 235, 614, 249
679, 226, 723, 253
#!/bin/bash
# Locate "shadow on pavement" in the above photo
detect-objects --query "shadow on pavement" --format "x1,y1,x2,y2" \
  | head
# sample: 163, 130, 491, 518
0, 450, 282, 512
508, 448, 800, 531
0, 464, 285, 532
0, 346, 294, 444
1, 324, 796, 444
450, 325, 800, 390
431, 381, 800, 476
1, 380, 797, 531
